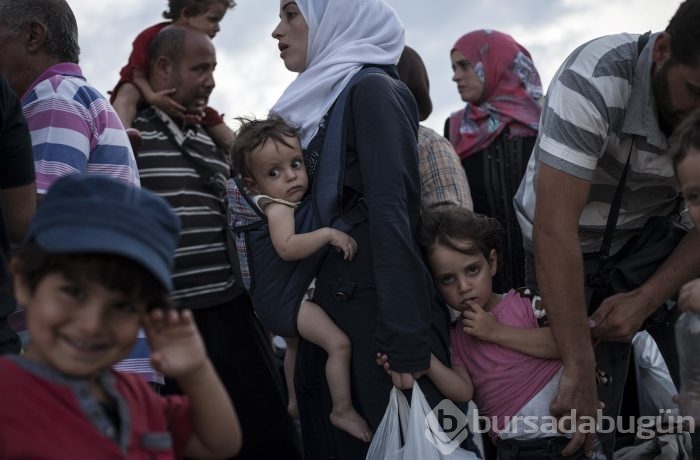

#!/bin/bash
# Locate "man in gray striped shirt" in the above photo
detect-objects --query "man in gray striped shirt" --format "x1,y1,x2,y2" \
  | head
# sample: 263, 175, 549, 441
514, 0, 700, 456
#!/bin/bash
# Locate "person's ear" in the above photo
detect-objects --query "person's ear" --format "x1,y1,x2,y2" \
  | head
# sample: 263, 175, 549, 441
652, 32, 672, 69
179, 7, 194, 21
488, 249, 498, 276
25, 21, 47, 54
154, 56, 173, 81
9, 258, 30, 306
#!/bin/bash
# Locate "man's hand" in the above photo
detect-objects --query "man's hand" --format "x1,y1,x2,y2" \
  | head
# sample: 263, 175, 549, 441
143, 308, 207, 382
588, 290, 652, 342
679, 279, 700, 313
550, 365, 600, 457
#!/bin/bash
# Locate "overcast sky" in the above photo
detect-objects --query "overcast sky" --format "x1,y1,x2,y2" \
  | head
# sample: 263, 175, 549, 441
70, 0, 682, 134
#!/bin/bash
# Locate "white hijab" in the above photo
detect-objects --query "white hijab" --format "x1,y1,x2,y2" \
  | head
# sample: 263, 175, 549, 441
271, 0, 405, 148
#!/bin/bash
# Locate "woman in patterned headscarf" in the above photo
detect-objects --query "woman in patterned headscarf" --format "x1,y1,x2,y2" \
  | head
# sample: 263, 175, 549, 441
446, 29, 543, 292
271, 1, 459, 459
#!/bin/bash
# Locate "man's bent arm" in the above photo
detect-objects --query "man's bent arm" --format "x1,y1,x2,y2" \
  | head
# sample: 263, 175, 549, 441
534, 163, 599, 455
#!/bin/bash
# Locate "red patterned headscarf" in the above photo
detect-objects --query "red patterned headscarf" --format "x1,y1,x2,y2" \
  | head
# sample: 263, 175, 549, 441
448, 29, 543, 159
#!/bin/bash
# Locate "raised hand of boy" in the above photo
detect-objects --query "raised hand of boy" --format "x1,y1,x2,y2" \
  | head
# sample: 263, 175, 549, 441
142, 309, 208, 379
143, 309, 242, 458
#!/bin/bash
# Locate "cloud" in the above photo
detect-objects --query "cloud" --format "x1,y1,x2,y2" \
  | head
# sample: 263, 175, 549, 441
69, 0, 681, 134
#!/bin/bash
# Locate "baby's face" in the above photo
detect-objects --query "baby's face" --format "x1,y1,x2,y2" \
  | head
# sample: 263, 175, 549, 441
248, 135, 308, 203
184, 2, 228, 38
677, 148, 700, 227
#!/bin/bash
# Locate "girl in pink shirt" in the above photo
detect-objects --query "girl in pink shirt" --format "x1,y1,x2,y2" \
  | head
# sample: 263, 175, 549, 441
379, 205, 597, 459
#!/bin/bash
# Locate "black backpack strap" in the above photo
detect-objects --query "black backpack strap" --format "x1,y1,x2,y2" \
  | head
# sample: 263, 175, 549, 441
313, 66, 387, 228
147, 110, 229, 197
597, 31, 653, 261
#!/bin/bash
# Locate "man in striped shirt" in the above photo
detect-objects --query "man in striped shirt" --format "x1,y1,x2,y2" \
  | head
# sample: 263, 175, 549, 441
514, 0, 700, 457
0, 0, 158, 383
0, 0, 139, 196
133, 26, 302, 459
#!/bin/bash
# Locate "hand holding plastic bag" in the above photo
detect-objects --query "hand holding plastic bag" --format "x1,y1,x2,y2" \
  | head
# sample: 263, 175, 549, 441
366, 382, 478, 460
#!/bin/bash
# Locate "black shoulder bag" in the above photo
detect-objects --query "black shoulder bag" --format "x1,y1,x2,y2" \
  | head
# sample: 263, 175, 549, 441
586, 147, 688, 323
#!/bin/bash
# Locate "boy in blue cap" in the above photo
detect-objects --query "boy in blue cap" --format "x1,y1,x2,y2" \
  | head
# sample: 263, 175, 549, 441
0, 174, 241, 459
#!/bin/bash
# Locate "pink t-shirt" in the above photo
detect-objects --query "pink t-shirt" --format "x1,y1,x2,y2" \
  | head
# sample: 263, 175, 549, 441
450, 289, 562, 439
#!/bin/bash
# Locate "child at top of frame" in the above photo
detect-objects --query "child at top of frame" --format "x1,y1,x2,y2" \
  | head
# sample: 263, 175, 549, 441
0, 174, 241, 460
230, 114, 373, 443
672, 109, 700, 315
111, 0, 236, 150
379, 205, 606, 459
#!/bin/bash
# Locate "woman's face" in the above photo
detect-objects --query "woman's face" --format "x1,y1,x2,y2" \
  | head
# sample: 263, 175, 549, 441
272, 1, 309, 73
451, 49, 485, 103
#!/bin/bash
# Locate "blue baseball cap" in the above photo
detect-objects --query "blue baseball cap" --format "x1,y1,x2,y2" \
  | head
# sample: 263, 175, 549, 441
26, 174, 181, 292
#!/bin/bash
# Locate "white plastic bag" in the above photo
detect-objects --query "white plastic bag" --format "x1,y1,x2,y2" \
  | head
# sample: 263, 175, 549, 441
366, 383, 478, 460
366, 387, 410, 460
403, 383, 477, 460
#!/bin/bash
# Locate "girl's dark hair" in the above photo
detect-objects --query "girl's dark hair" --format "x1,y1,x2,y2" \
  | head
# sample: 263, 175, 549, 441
13, 242, 171, 311
417, 205, 504, 262
669, 107, 700, 174
230, 114, 301, 180
163, 0, 235, 20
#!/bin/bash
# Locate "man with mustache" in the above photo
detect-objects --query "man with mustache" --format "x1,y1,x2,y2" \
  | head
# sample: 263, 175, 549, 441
133, 25, 302, 460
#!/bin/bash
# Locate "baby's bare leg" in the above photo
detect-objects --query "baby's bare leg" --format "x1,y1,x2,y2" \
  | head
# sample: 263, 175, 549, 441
282, 336, 299, 418
297, 300, 373, 442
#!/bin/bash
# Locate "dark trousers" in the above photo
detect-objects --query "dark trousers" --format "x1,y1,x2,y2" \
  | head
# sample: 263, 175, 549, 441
496, 436, 587, 460
294, 219, 475, 459
524, 251, 680, 458
162, 295, 302, 460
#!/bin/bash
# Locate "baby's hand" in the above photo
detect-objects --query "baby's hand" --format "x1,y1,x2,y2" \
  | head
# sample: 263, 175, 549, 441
143, 309, 208, 382
462, 300, 499, 341
149, 88, 187, 119
679, 279, 700, 313
328, 229, 358, 260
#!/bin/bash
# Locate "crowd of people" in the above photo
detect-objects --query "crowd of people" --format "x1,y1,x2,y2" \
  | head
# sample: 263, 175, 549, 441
1, 0, 700, 459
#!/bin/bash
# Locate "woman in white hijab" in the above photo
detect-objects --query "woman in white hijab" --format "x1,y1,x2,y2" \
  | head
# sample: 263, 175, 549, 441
271, 1, 455, 458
